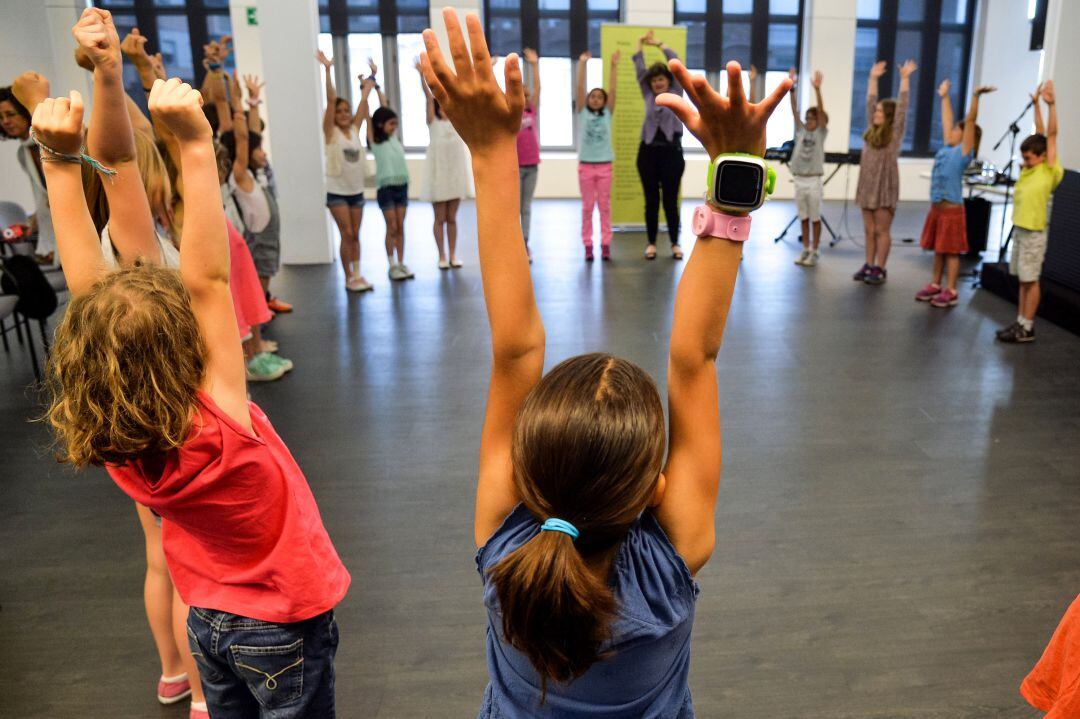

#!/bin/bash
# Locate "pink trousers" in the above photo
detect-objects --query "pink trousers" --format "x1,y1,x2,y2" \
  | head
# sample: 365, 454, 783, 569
227, 219, 272, 338
579, 162, 613, 247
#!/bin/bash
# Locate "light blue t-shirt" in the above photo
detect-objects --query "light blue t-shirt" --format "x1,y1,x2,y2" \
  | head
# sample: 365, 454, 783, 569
477, 504, 699, 718
578, 109, 614, 164
371, 136, 409, 188
930, 144, 972, 204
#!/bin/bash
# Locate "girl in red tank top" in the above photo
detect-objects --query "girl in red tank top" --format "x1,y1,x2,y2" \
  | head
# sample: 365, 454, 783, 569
36, 60, 348, 717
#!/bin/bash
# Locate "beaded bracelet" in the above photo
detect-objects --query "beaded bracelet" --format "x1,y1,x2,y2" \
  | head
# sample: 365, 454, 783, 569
30, 130, 117, 178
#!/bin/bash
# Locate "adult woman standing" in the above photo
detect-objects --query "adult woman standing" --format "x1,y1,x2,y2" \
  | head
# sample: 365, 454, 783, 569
2, 75, 55, 265
417, 62, 469, 269
319, 50, 374, 292
854, 59, 916, 285
633, 30, 686, 260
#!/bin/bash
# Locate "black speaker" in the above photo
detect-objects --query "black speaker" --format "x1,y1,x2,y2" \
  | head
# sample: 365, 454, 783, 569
1030, 0, 1048, 51
1043, 170, 1080, 292
964, 196, 991, 257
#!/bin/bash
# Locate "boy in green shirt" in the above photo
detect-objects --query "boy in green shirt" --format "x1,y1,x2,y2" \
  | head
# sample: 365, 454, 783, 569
997, 80, 1065, 344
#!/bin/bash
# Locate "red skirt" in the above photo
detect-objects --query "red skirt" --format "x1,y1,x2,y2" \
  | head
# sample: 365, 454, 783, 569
920, 203, 968, 254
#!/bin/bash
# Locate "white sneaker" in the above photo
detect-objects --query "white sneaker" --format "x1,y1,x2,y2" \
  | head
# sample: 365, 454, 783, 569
388, 264, 407, 281
805, 250, 819, 267
795, 250, 810, 266
438, 259, 450, 270
346, 277, 373, 292
400, 264, 415, 279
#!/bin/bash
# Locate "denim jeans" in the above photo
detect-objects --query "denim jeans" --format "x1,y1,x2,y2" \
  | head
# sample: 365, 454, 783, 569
187, 606, 339, 718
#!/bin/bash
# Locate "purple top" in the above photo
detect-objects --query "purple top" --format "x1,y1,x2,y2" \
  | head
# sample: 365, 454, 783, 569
516, 104, 540, 167
633, 47, 685, 144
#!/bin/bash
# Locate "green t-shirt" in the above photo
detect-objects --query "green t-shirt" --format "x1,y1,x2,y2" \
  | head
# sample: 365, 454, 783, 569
371, 136, 409, 188
578, 109, 614, 164
1013, 160, 1064, 231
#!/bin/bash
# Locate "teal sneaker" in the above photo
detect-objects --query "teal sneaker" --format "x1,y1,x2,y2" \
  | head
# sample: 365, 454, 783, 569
265, 352, 293, 373
246, 353, 286, 382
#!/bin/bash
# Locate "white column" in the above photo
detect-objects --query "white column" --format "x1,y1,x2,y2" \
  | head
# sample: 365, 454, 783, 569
1041, 0, 1079, 168
429, 1, 483, 55
624, 0, 673, 27
227, 2, 269, 148
238, 0, 333, 264
803, 0, 856, 154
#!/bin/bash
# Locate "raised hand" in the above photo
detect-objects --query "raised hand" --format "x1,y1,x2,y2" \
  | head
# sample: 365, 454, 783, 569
523, 47, 539, 64
149, 52, 165, 80
788, 67, 796, 84
611, 49, 621, 64
242, 74, 264, 103
869, 60, 887, 79
973, 85, 996, 97
148, 78, 210, 144
30, 91, 85, 155
368, 58, 378, 77
899, 59, 918, 78
640, 30, 655, 46
937, 79, 951, 97
655, 60, 791, 160
120, 27, 151, 64
749, 64, 758, 82
420, 10, 524, 156
1030, 83, 1043, 104
317, 50, 333, 68
12, 71, 51, 113
1041, 79, 1055, 104
73, 47, 95, 72
811, 70, 823, 88
72, 7, 121, 71
579, 51, 592, 63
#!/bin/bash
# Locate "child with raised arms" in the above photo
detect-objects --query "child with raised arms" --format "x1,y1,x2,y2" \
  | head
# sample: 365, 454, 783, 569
914, 80, 994, 308
789, 68, 828, 268
575, 49, 619, 262
366, 72, 414, 281
419, 11, 790, 715
35, 73, 349, 717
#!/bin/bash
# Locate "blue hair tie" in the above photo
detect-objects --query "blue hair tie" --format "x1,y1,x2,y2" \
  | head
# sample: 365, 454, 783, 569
540, 518, 579, 540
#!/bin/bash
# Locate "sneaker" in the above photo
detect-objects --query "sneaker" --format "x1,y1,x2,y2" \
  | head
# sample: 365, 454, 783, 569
795, 250, 810, 266
930, 288, 958, 308
601, 245, 611, 261
400, 264, 415, 279
853, 263, 872, 281
190, 703, 211, 719
438, 259, 450, 270
997, 323, 1035, 343
995, 322, 1019, 340
157, 675, 191, 705
346, 276, 374, 292
388, 264, 407, 281
263, 352, 293, 373
915, 283, 942, 302
585, 245, 594, 262
267, 297, 293, 313
864, 266, 887, 285
246, 353, 287, 382
450, 257, 463, 268
805, 250, 819, 267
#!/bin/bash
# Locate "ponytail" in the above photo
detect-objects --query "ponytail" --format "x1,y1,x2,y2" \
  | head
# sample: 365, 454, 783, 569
489, 529, 616, 697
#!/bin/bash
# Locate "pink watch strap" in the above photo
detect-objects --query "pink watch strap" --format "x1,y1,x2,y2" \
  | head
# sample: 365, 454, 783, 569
694, 205, 752, 241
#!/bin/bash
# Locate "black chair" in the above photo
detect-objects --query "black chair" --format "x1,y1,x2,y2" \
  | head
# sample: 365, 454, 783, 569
1, 254, 59, 381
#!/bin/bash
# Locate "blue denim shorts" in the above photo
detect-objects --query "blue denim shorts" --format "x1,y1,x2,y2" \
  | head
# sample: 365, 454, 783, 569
187, 606, 339, 718
326, 192, 365, 208
376, 184, 409, 211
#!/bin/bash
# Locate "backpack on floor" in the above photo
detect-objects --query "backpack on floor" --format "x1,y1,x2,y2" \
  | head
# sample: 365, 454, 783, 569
1, 255, 58, 320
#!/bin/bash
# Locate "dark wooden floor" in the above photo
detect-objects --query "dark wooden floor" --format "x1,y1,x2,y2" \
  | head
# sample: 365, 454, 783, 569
2, 199, 1078, 717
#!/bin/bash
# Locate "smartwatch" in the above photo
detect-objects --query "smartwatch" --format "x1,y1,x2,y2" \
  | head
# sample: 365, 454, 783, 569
691, 205, 752, 241
706, 153, 776, 214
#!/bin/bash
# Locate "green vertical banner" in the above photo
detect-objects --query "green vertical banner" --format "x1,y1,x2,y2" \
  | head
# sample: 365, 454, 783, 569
601, 25, 687, 229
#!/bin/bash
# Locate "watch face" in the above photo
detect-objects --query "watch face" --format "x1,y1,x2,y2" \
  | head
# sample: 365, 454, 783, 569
713, 161, 764, 209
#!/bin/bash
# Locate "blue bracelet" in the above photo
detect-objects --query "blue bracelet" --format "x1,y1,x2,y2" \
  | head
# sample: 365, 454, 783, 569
30, 130, 117, 178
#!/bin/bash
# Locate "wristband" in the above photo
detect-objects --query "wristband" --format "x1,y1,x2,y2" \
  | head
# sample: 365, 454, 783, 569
208, 62, 222, 71
30, 130, 117, 178
691, 205, 751, 241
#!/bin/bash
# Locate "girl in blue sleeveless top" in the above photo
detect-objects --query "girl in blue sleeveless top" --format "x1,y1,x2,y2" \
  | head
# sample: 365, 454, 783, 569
420, 13, 791, 717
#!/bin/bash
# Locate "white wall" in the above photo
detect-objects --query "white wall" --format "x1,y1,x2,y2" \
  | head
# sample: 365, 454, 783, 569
1042, 0, 1079, 168
0, 0, 90, 215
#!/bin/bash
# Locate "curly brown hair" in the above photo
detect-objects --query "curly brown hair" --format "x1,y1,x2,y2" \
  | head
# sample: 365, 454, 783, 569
45, 265, 207, 468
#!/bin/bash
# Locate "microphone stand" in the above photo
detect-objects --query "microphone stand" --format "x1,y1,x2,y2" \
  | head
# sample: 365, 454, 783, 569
992, 98, 1034, 262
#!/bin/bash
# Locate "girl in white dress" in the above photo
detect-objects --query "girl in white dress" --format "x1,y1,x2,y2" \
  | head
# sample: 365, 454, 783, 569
417, 62, 470, 269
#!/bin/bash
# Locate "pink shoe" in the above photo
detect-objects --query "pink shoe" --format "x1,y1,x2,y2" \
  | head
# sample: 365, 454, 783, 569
915, 283, 941, 302
584, 244, 594, 261
189, 704, 211, 719
157, 674, 192, 705
601, 245, 611, 261
930, 288, 958, 308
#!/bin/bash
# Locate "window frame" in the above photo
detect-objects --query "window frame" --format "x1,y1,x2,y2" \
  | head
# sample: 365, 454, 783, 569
672, 0, 805, 77
855, 0, 978, 157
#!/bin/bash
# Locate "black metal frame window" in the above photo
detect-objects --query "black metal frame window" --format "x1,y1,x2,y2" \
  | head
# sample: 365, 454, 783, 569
319, 0, 431, 148
673, 0, 803, 76
93, 0, 235, 91
850, 0, 978, 156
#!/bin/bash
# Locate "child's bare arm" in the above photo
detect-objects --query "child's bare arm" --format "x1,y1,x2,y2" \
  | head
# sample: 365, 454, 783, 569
1043, 80, 1058, 166
962, 85, 995, 156
73, 8, 160, 265
789, 68, 802, 128
318, 52, 336, 139
228, 73, 255, 193
149, 78, 249, 429
31, 93, 106, 296
524, 47, 540, 109
243, 74, 265, 133
1031, 84, 1045, 136
812, 70, 827, 126
654, 61, 791, 575
421, 11, 543, 547
576, 51, 589, 111
938, 79, 955, 145
608, 50, 619, 112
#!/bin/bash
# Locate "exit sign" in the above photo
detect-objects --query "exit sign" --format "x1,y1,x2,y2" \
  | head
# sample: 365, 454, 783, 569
246, 7, 257, 25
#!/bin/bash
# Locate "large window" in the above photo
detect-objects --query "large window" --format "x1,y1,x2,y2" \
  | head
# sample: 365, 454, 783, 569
93, 0, 234, 109
850, 0, 977, 155
673, 0, 801, 150
320, 0, 430, 147
484, 0, 621, 149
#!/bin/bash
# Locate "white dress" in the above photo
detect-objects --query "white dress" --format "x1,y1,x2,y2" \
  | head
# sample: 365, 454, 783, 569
420, 119, 471, 202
